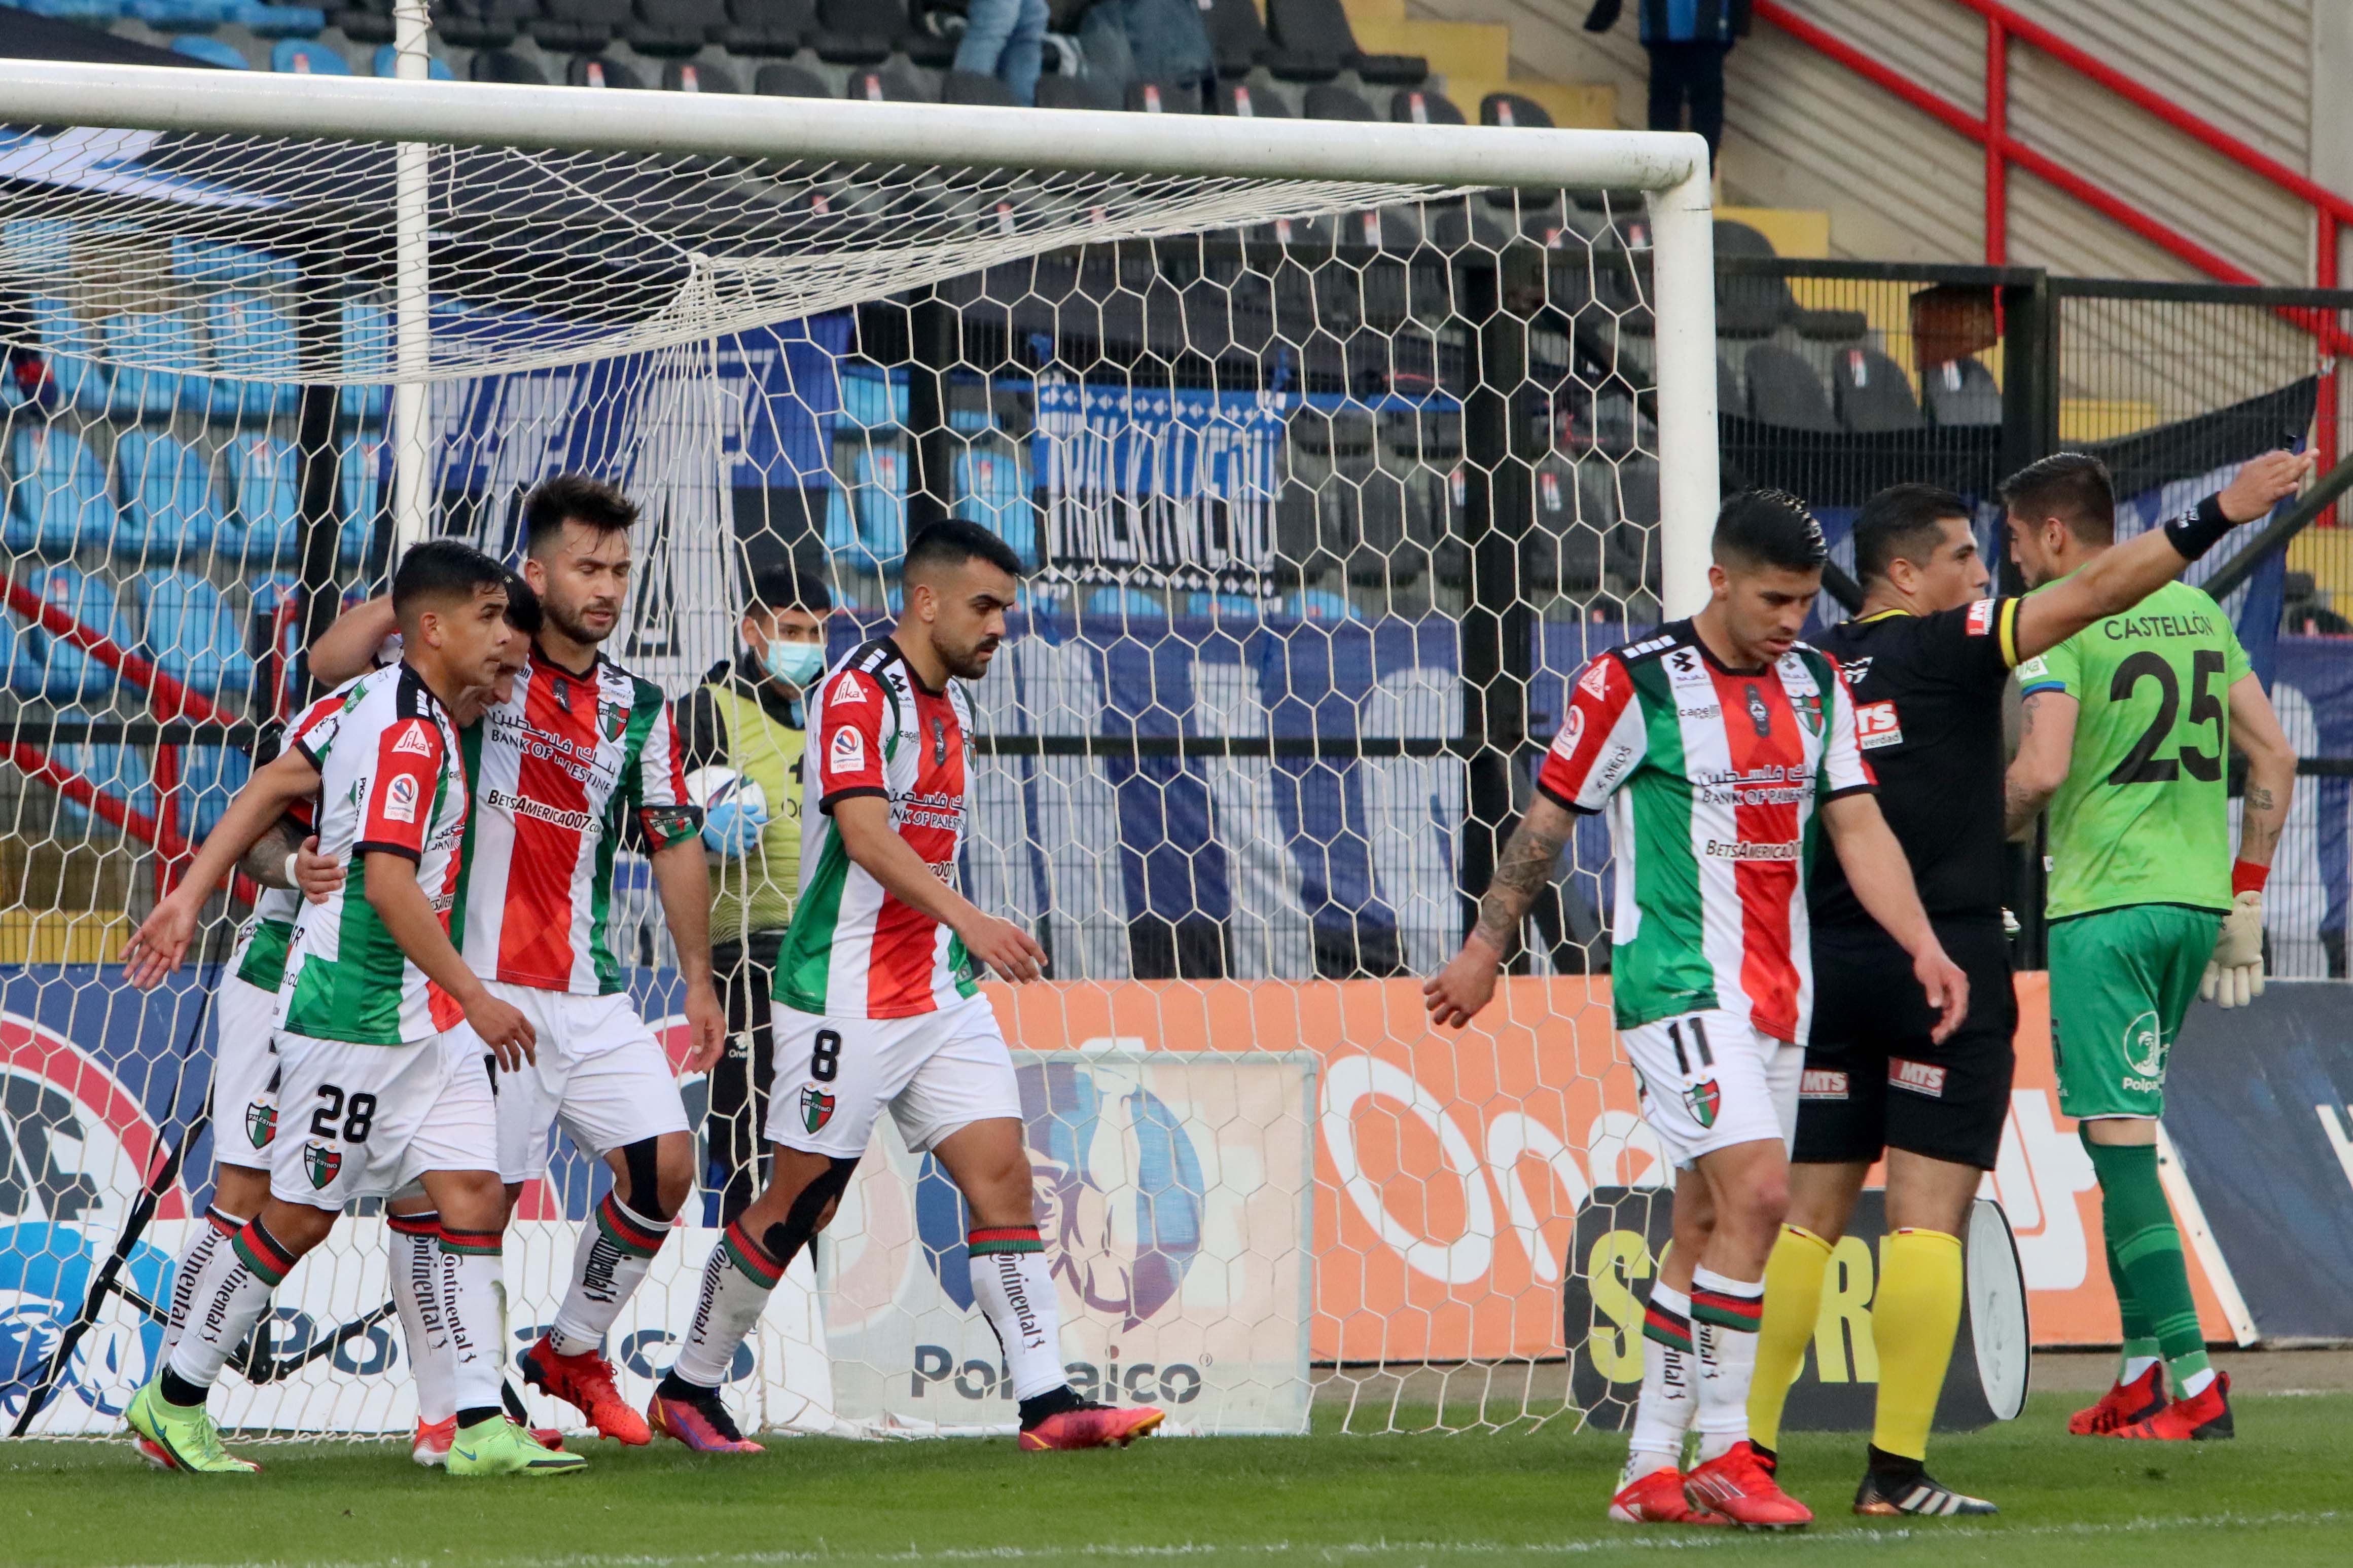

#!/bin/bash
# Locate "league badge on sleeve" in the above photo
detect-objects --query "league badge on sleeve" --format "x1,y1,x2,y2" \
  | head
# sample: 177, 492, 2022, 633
385, 774, 419, 824
831, 724, 866, 772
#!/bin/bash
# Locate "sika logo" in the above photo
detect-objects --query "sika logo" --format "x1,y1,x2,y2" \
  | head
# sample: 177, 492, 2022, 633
1890, 1058, 1948, 1098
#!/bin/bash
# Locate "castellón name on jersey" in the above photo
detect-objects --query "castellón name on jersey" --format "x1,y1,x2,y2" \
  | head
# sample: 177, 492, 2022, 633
279, 664, 471, 1046
450, 647, 700, 996
775, 638, 981, 1020
1538, 622, 1875, 1042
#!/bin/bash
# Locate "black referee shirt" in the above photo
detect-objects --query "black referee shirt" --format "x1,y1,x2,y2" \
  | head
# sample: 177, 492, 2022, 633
1810, 596, 2024, 927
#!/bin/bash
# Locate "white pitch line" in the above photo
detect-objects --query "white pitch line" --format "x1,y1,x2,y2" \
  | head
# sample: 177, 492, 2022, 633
93, 1509, 2351, 1568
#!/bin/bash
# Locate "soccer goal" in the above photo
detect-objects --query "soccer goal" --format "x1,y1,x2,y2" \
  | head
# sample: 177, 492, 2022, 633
0, 50, 1716, 1440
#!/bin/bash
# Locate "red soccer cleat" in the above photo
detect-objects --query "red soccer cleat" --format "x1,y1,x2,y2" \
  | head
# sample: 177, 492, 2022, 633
412, 1416, 456, 1467
1683, 1442, 1813, 1530
2112, 1372, 2233, 1442
2069, 1363, 2167, 1436
132, 1434, 172, 1470
1608, 1466, 1731, 1525
647, 1386, 764, 1453
1018, 1403, 1165, 1451
521, 1336, 651, 1445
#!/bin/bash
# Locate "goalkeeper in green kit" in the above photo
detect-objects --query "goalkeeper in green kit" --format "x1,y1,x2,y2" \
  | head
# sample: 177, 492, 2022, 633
2003, 450, 2303, 1443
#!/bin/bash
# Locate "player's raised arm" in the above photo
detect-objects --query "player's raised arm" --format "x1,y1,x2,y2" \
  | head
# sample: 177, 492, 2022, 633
122, 745, 324, 988
2204, 673, 2298, 1007
2009, 450, 2309, 663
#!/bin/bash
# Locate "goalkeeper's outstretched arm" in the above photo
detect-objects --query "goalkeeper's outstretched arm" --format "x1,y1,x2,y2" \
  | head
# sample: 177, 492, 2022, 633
1424, 794, 1575, 1030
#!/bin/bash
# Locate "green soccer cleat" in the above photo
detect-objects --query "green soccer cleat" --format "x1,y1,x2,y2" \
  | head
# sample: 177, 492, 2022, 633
444, 1415, 589, 1478
125, 1381, 259, 1475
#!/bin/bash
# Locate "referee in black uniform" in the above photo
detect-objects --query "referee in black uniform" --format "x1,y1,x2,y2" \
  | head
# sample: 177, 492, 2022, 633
1744, 461, 2306, 1516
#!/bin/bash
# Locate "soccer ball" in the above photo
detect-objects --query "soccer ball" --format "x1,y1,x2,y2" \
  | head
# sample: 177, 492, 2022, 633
685, 766, 769, 856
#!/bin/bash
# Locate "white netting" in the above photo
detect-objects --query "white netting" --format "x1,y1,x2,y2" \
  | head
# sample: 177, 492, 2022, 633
0, 104, 1682, 1439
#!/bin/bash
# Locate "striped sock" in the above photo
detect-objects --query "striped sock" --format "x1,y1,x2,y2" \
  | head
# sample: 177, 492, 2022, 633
1625, 1283, 1696, 1479
669, 1219, 783, 1391
549, 1192, 670, 1358
1690, 1266, 1763, 1463
437, 1227, 508, 1415
167, 1218, 290, 1392
966, 1227, 1065, 1403
158, 1206, 243, 1369
388, 1212, 455, 1425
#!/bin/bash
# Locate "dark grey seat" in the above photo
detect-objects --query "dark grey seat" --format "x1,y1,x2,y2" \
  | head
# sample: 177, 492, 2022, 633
721, 0, 810, 56
1214, 81, 1291, 117
1480, 91, 1553, 130
1200, 0, 1332, 82
1037, 72, 1122, 110
1924, 355, 2002, 426
567, 53, 645, 87
1302, 82, 1377, 121
627, 0, 728, 55
1268, 0, 1425, 86
1714, 219, 1792, 339
469, 46, 548, 82
1126, 79, 1203, 114
531, 0, 628, 53
1743, 343, 1840, 431
1832, 344, 1923, 432
754, 59, 830, 95
663, 58, 741, 91
1389, 86, 1464, 125
942, 68, 1017, 107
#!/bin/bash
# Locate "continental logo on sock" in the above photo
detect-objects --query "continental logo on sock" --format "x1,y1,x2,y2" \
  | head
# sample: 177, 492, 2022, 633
595, 1192, 668, 1259
722, 1219, 785, 1288
1641, 1299, 1693, 1352
1889, 1058, 1947, 1098
1800, 1068, 1849, 1100
968, 1226, 1044, 1257
1690, 1288, 1764, 1331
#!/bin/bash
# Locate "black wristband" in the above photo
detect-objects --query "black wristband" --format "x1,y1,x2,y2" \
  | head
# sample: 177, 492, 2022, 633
2163, 492, 2236, 560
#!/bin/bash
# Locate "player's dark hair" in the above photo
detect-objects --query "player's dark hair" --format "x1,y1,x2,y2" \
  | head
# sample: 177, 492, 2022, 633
904, 519, 1023, 581
1999, 451, 2115, 545
1852, 484, 1972, 585
392, 538, 508, 617
522, 472, 638, 557
1712, 488, 1829, 572
500, 565, 543, 637
748, 563, 833, 615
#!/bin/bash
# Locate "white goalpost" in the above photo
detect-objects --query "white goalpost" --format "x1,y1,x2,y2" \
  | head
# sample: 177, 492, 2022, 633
0, 57, 1715, 1440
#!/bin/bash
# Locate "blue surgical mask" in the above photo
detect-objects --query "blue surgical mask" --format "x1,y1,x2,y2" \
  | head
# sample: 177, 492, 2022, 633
763, 639, 826, 689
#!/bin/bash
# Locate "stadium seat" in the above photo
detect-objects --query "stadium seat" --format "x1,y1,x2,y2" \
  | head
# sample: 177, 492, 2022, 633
1302, 83, 1376, 121
236, 2, 328, 37
627, 0, 728, 55
340, 433, 385, 564
1714, 221, 1794, 339
16, 0, 130, 19
848, 443, 908, 566
172, 237, 297, 289
533, 0, 630, 53
0, 599, 37, 696
1126, 80, 1202, 114
663, 59, 742, 91
1389, 87, 1464, 125
569, 55, 646, 88
6, 426, 111, 555
223, 432, 303, 564
24, 563, 136, 705
370, 44, 456, 78
471, 48, 549, 84
942, 69, 1017, 108
130, 0, 241, 27
844, 66, 933, 101
134, 570, 254, 698
837, 369, 907, 430
271, 39, 351, 72
1198, 0, 1328, 83
1035, 73, 1120, 111
1181, 592, 1262, 621
1267, 0, 1424, 85
171, 35, 252, 67
339, 299, 390, 421
438, 0, 528, 48
949, 437, 1034, 565
336, 0, 398, 44
116, 429, 220, 563
1081, 586, 1166, 623
97, 312, 209, 419
1832, 344, 1924, 432
1743, 343, 1839, 431
203, 292, 299, 418
50, 744, 156, 841
809, 0, 890, 63
1281, 588, 1358, 622
1480, 91, 1553, 130
722, 0, 812, 56
27, 295, 112, 414
1214, 81, 1289, 117
1523, 454, 1606, 595
180, 740, 252, 843
1924, 355, 2001, 427
753, 60, 831, 96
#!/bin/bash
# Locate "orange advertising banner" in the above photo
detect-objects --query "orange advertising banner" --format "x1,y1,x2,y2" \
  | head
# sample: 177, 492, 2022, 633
987, 972, 2243, 1362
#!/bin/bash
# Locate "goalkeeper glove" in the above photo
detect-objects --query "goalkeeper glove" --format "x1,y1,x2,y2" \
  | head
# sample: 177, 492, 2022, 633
701, 798, 769, 857
2200, 889, 2265, 1009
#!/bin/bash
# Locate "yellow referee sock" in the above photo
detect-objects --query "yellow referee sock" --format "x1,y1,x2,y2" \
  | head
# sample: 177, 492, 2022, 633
1746, 1224, 1833, 1452
1870, 1227, 1964, 1462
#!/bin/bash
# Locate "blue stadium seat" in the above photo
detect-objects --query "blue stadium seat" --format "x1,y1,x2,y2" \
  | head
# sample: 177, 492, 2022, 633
204, 291, 298, 417
339, 433, 384, 564
171, 35, 253, 67
172, 237, 294, 289
271, 39, 350, 73
239, 2, 328, 35
98, 312, 213, 419
371, 44, 456, 78
0, 603, 37, 695
134, 570, 254, 698
949, 442, 1035, 566
1281, 588, 1360, 622
17, 0, 129, 18
822, 483, 863, 567
51, 744, 156, 842
223, 433, 302, 564
340, 299, 390, 421
1181, 592, 1263, 621
116, 429, 220, 563
1082, 587, 1168, 622
24, 564, 136, 705
6, 425, 111, 555
837, 370, 907, 431
28, 296, 112, 413
849, 444, 907, 566
179, 741, 251, 842
130, 0, 243, 26
248, 573, 303, 708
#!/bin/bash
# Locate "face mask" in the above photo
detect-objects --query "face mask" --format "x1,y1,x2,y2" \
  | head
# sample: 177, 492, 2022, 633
763, 639, 826, 689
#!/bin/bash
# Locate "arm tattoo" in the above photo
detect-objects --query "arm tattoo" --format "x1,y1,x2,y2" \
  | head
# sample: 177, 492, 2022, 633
2245, 784, 2276, 815
239, 815, 303, 890
1473, 815, 1570, 952
2003, 778, 2043, 841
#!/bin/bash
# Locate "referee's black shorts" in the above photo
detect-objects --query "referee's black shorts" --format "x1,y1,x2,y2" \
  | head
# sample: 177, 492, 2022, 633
1795, 916, 2017, 1171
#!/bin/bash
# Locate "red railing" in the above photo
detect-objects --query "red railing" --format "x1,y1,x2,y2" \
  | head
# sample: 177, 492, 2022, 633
1754, 0, 2351, 487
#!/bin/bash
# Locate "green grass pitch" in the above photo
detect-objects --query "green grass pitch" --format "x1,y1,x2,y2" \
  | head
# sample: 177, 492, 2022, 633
4, 1394, 2347, 1567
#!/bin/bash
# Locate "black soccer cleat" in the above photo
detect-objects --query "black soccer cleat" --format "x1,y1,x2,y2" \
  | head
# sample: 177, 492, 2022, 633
1853, 1468, 1998, 1517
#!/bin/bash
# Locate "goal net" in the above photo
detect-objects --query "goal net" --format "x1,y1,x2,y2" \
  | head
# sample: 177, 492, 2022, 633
0, 60, 1715, 1439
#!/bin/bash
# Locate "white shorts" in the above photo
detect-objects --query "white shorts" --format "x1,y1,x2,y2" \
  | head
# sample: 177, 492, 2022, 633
1621, 1009, 1803, 1168
442, 981, 691, 1184
212, 974, 282, 1173
269, 1029, 498, 1209
763, 993, 1022, 1159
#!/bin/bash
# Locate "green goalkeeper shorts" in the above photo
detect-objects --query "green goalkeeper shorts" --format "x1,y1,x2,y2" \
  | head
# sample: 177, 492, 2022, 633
2047, 904, 2222, 1121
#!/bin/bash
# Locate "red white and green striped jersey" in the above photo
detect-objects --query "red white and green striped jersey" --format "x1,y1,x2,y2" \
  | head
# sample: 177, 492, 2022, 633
1538, 622, 1875, 1042
449, 647, 700, 996
279, 664, 470, 1046
773, 638, 981, 1020
230, 687, 355, 995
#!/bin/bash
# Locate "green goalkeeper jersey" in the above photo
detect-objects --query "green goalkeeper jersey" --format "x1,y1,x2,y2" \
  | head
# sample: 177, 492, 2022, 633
2014, 576, 2250, 921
